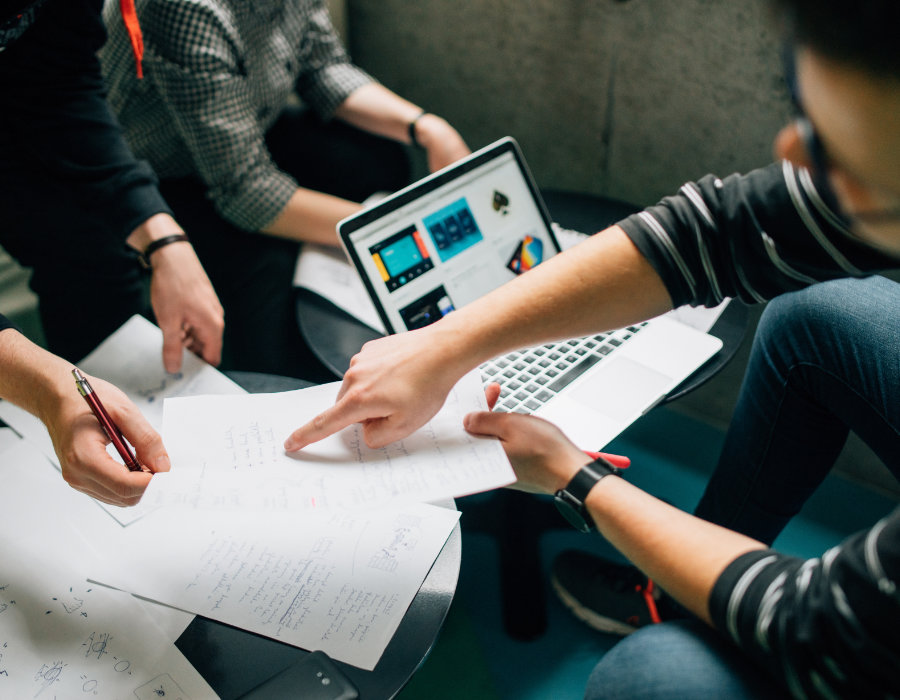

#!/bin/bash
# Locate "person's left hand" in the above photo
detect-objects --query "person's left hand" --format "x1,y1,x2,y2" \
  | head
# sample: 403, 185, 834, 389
147, 239, 225, 373
415, 113, 471, 172
463, 382, 590, 494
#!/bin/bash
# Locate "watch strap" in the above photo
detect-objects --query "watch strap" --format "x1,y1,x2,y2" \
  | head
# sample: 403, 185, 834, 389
554, 456, 621, 532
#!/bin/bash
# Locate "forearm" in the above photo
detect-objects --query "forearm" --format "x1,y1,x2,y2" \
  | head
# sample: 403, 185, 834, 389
0, 328, 71, 426
427, 225, 673, 373
585, 476, 766, 623
333, 84, 467, 164
261, 188, 360, 245
333, 83, 425, 144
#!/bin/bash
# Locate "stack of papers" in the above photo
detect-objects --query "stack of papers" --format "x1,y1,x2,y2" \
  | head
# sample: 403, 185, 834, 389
0, 315, 514, 681
0, 435, 216, 698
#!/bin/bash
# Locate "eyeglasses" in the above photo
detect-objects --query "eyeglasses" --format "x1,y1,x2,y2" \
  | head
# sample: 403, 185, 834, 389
782, 46, 900, 225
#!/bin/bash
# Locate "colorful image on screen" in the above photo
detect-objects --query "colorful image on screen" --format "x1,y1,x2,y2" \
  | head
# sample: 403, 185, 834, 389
506, 235, 544, 274
369, 225, 434, 292
423, 198, 483, 262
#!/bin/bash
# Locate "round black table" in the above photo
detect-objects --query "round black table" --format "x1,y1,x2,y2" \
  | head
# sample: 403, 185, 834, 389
174, 372, 462, 699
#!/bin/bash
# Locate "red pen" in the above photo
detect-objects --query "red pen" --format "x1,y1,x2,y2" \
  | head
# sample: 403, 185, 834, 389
584, 450, 631, 470
72, 368, 142, 472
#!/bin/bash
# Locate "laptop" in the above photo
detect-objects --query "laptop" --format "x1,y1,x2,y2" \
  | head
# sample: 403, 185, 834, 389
338, 137, 723, 449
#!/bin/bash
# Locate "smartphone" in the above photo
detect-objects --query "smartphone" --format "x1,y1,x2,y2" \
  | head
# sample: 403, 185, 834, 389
238, 651, 359, 700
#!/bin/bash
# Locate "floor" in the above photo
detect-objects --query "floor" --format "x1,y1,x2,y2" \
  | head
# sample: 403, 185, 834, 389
396, 405, 898, 700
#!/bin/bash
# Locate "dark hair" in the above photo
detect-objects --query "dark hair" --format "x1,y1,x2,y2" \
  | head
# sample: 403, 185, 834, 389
771, 0, 900, 77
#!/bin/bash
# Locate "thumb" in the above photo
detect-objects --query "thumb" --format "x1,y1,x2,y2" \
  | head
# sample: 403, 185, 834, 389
463, 410, 508, 440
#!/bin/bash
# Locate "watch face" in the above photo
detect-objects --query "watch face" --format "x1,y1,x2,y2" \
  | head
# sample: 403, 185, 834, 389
554, 493, 592, 533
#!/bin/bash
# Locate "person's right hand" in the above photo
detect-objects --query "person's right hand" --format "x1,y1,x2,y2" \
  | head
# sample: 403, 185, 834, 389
283, 323, 470, 451
147, 239, 224, 373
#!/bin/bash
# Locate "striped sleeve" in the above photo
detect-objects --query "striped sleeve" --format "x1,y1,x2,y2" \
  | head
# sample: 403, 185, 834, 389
618, 161, 897, 308
708, 507, 900, 699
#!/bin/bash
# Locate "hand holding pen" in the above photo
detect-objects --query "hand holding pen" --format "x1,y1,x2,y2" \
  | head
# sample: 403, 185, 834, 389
73, 368, 142, 471
44, 368, 171, 506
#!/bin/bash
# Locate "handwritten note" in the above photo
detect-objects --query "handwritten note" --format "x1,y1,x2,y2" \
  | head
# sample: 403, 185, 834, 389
0, 441, 215, 699
90, 503, 460, 670
153, 370, 514, 511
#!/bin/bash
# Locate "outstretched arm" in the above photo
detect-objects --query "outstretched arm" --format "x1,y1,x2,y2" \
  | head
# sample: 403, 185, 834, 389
284, 225, 672, 451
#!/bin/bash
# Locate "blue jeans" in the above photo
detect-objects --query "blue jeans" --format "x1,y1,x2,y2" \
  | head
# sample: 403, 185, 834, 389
694, 275, 900, 544
585, 620, 791, 700
587, 275, 900, 700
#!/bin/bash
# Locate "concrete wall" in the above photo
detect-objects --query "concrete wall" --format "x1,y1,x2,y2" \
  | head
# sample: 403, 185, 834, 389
346, 0, 791, 203
344, 0, 898, 498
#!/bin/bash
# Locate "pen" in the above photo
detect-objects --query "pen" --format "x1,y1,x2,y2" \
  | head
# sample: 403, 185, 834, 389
584, 450, 631, 470
72, 368, 142, 472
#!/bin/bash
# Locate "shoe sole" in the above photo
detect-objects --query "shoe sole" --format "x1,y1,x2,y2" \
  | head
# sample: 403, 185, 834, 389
550, 573, 638, 637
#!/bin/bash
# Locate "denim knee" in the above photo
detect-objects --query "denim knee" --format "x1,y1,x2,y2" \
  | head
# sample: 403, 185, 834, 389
757, 276, 900, 361
584, 621, 789, 700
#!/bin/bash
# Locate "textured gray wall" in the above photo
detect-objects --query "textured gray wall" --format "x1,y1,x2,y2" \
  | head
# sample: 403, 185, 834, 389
345, 0, 898, 497
347, 0, 792, 204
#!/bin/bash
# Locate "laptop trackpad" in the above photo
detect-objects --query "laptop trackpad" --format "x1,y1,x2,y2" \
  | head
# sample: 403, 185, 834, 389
567, 357, 672, 421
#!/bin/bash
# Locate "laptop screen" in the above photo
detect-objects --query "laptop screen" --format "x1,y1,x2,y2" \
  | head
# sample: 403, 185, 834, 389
339, 138, 560, 334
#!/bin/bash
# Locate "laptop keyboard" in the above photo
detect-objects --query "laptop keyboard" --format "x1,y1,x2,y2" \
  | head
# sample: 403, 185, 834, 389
480, 323, 649, 413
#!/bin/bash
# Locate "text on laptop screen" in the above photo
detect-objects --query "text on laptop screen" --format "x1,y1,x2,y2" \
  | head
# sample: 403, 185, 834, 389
344, 146, 558, 333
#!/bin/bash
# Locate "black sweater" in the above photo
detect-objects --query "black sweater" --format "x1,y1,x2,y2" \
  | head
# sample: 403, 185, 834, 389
0, 0, 171, 248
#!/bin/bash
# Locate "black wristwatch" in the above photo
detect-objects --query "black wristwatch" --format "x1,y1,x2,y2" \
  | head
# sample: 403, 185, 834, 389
553, 456, 621, 533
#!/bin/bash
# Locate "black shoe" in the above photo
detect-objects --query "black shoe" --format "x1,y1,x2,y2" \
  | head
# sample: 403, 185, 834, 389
550, 550, 662, 636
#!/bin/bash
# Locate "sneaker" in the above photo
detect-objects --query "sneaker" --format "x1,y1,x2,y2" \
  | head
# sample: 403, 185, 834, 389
550, 550, 662, 636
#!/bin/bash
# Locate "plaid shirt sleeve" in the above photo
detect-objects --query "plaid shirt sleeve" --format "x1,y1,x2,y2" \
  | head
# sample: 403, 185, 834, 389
130, 0, 372, 232
293, 2, 372, 117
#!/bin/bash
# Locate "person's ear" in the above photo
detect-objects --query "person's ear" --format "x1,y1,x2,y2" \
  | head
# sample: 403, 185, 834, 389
774, 122, 814, 170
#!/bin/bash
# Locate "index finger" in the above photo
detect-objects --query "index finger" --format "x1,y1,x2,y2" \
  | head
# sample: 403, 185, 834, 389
283, 396, 375, 452
159, 320, 186, 373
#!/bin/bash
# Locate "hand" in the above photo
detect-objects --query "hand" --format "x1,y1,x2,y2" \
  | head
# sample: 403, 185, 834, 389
44, 374, 170, 506
284, 324, 468, 451
148, 240, 224, 373
464, 382, 589, 494
415, 113, 471, 172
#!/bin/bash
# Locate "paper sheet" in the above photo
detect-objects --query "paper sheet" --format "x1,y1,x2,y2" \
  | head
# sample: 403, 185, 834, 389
90, 503, 460, 670
0, 315, 245, 526
294, 243, 386, 334
0, 441, 215, 699
151, 369, 514, 512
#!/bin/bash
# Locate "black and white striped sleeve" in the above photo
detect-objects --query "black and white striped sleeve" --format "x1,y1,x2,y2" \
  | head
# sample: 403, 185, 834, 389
708, 508, 900, 699
618, 161, 897, 308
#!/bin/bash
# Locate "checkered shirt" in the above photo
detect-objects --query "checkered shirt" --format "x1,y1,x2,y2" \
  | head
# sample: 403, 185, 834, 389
101, 0, 373, 231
